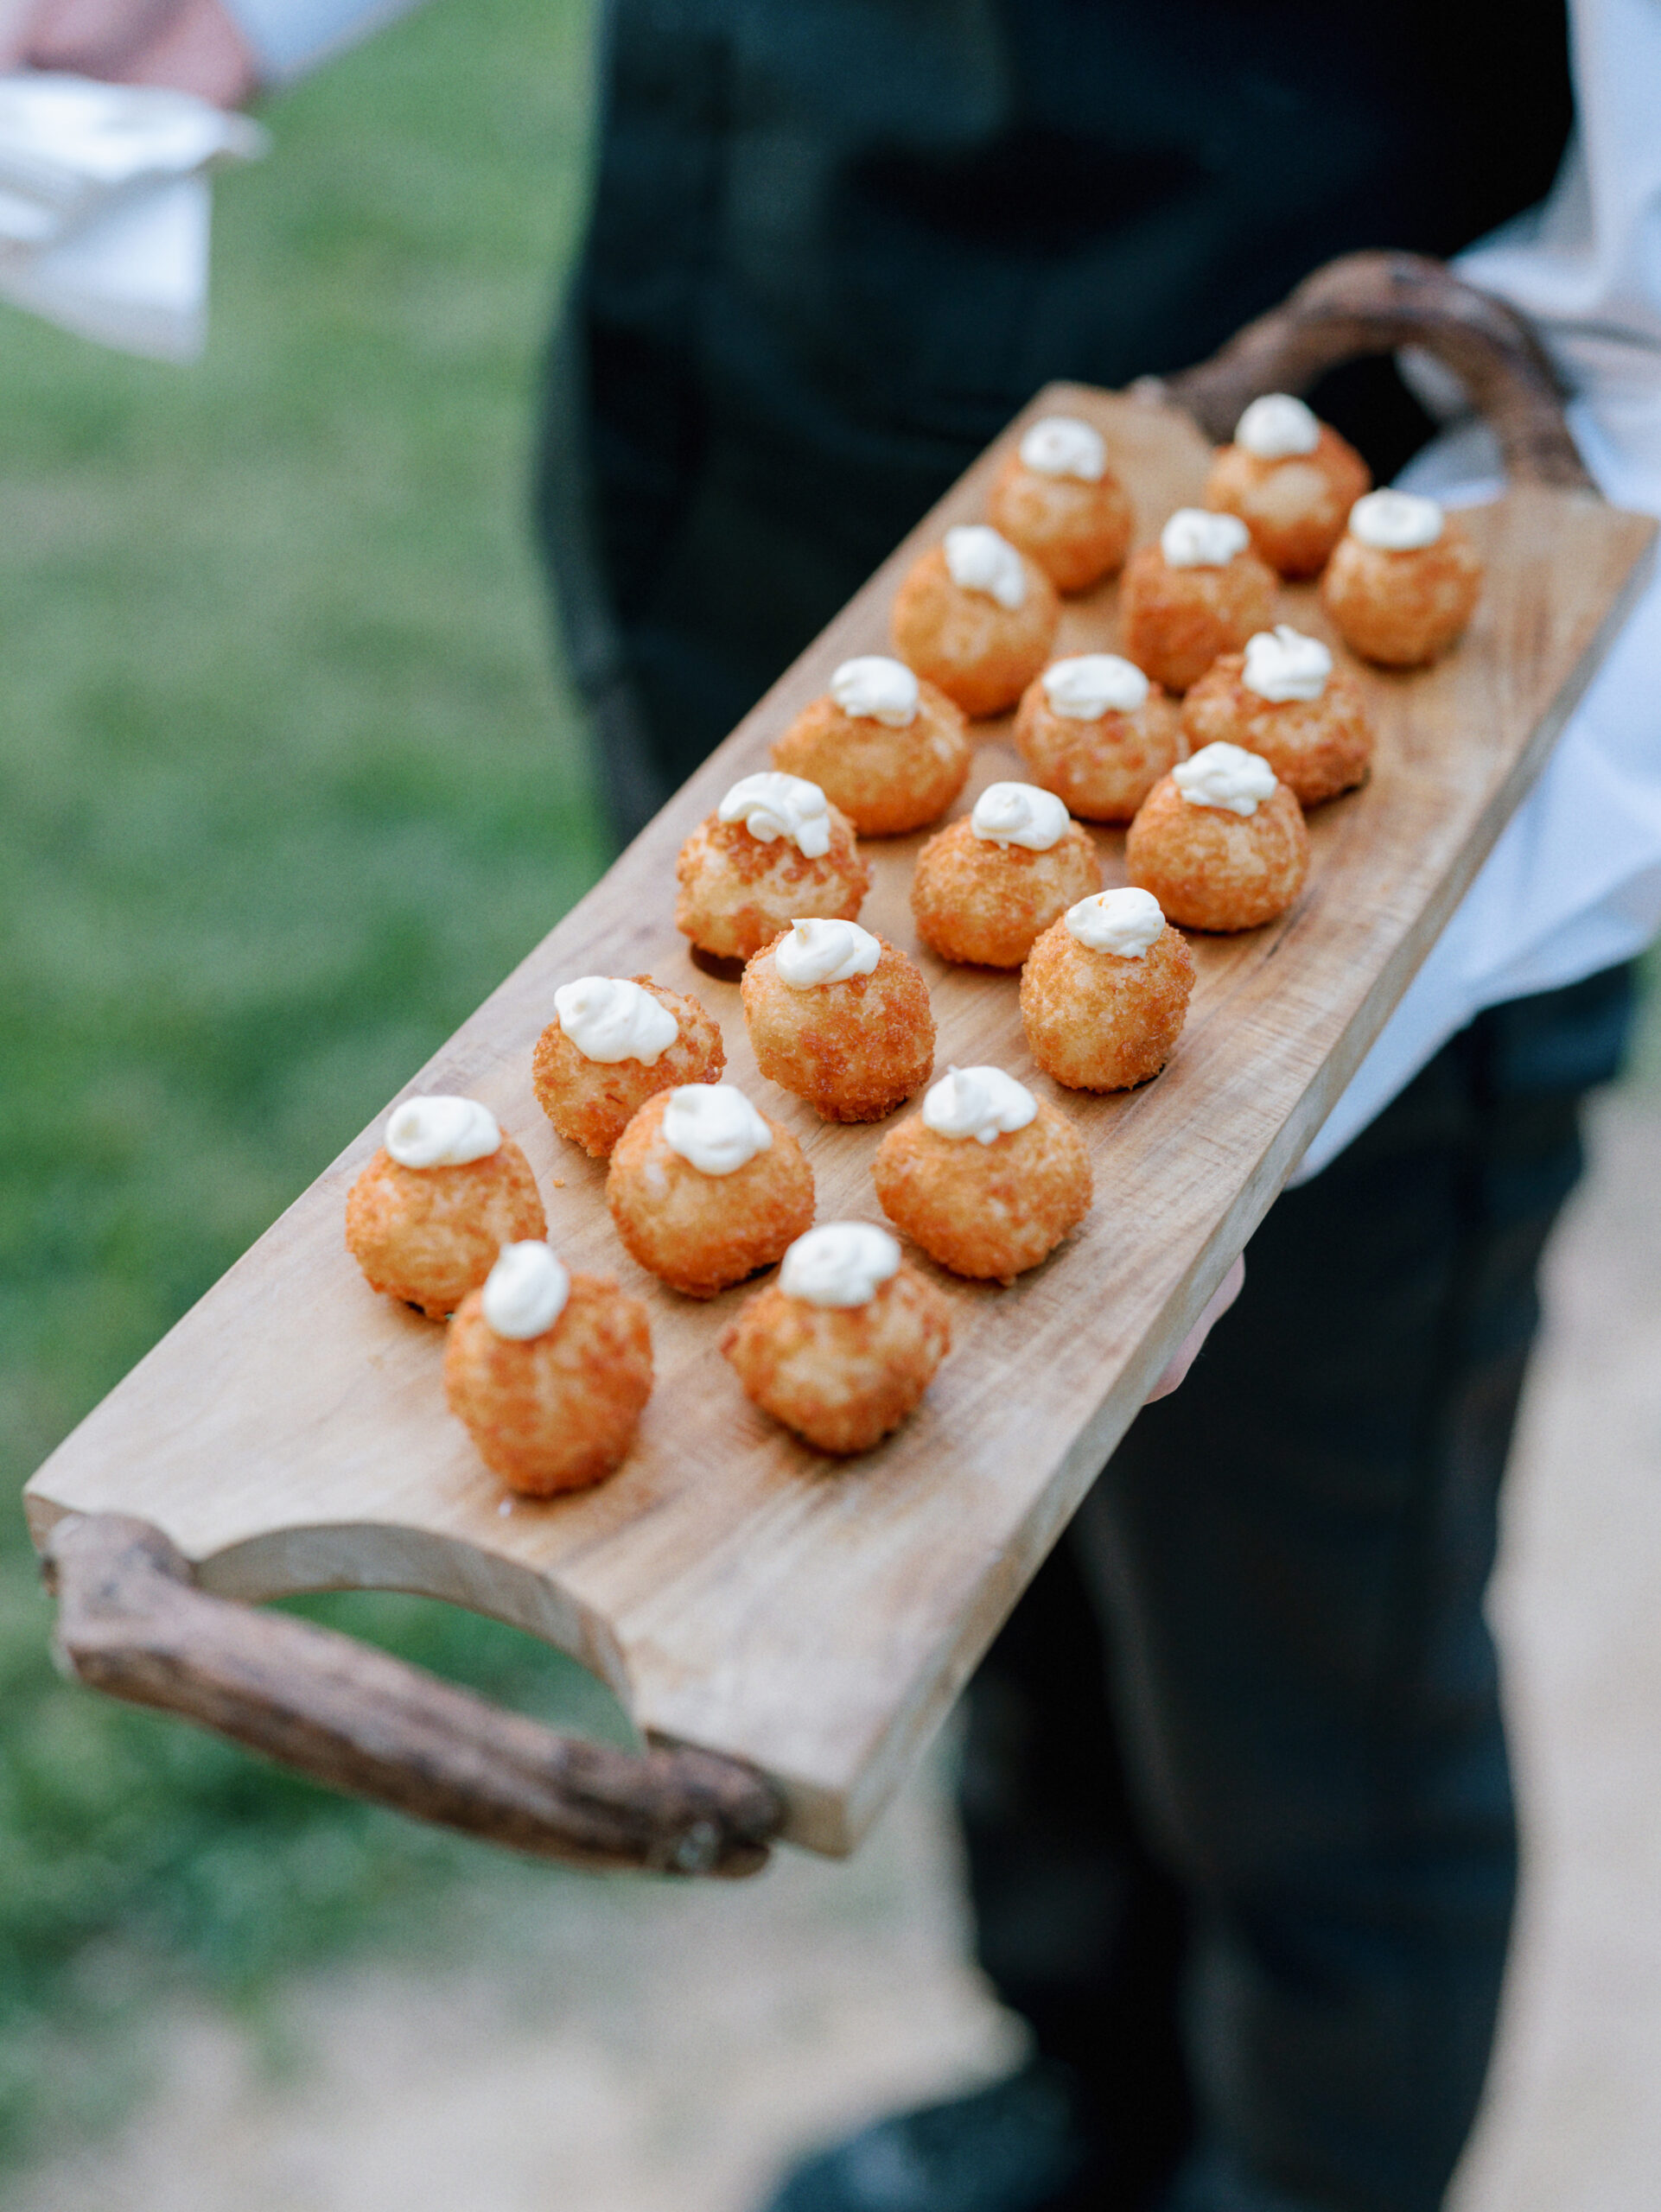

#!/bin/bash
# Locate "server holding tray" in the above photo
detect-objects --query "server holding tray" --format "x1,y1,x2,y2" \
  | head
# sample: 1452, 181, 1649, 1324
13, 2, 1661, 2209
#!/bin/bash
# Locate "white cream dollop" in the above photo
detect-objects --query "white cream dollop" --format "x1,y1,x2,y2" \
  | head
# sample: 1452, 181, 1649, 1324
1241, 625, 1333, 704
661, 1084, 773, 1177
944, 524, 1028, 610
1064, 887, 1166, 958
1041, 653, 1149, 720
780, 1221, 901, 1309
554, 976, 679, 1065
1348, 489, 1444, 552
774, 916, 882, 988
1173, 741, 1278, 817
1017, 415, 1107, 482
922, 1065, 1038, 1146
385, 1095, 501, 1168
970, 781, 1071, 851
829, 655, 920, 728
1234, 392, 1321, 460
718, 771, 833, 858
1160, 508, 1251, 569
482, 1241, 570, 1341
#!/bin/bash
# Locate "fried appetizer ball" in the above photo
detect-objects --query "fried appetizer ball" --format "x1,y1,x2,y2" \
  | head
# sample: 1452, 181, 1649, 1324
1013, 653, 1185, 823
873, 1066, 1092, 1284
1321, 491, 1484, 667
1182, 626, 1374, 808
532, 974, 724, 1160
986, 415, 1134, 593
445, 1243, 652, 1495
770, 658, 971, 836
1127, 745, 1309, 931
720, 1222, 951, 1455
1202, 393, 1371, 580
605, 1084, 814, 1299
346, 1096, 545, 1319
890, 525, 1060, 717
1119, 509, 1278, 693
1020, 890, 1196, 1092
910, 782, 1101, 969
742, 919, 934, 1123
675, 772, 870, 964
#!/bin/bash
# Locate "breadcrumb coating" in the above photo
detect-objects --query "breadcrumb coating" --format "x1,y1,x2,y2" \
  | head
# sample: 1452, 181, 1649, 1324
1020, 919, 1196, 1091
1014, 676, 1186, 823
532, 976, 724, 1160
606, 1091, 815, 1298
444, 1271, 652, 1494
1126, 773, 1309, 932
1119, 541, 1278, 693
742, 933, 935, 1122
873, 1102, 1091, 1282
720, 1262, 952, 1454
1182, 653, 1374, 807
987, 453, 1134, 593
346, 1135, 545, 1319
890, 544, 1060, 718
675, 805, 869, 963
771, 680, 971, 836
910, 816, 1101, 969
1203, 423, 1371, 579
1321, 520, 1484, 667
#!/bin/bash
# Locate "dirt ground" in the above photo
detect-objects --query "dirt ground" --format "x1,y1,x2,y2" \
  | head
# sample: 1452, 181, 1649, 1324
13, 1089, 1661, 2212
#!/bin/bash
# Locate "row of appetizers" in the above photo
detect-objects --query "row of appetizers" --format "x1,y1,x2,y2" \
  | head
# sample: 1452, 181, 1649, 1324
773, 623, 1368, 842
678, 741, 1306, 1011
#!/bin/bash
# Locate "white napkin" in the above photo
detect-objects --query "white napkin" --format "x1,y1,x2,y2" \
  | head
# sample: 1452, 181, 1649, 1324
0, 73, 264, 360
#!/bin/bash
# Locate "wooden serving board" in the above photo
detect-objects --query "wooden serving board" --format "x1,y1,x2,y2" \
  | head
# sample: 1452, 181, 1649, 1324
24, 384, 1654, 1857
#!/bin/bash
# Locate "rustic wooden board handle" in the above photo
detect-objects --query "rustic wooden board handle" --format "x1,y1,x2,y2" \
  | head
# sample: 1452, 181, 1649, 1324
1159, 250, 1592, 492
41, 1512, 785, 1878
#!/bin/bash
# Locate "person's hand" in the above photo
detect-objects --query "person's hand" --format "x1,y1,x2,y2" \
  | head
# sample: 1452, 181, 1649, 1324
0, 0, 258, 105
1145, 1253, 1244, 1402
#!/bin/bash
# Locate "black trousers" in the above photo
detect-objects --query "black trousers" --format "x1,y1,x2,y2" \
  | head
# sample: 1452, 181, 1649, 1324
958, 965, 1634, 2212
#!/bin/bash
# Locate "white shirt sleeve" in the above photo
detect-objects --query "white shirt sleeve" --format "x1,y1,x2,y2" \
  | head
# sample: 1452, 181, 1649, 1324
1295, 0, 1661, 1179
225, 0, 430, 82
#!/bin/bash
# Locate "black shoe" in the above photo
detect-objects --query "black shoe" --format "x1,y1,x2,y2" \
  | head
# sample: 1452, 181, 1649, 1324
756, 2060, 1103, 2212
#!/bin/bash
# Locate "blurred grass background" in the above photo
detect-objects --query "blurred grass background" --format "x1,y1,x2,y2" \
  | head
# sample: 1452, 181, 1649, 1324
0, 0, 620, 2164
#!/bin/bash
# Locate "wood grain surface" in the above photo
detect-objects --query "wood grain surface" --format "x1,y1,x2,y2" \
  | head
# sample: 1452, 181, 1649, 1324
24, 384, 1655, 1855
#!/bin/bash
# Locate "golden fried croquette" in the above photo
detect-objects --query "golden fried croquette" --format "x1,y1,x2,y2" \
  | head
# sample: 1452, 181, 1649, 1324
770, 661, 971, 836
1204, 397, 1371, 579
910, 787, 1101, 969
346, 1099, 544, 1319
445, 1248, 652, 1494
1013, 654, 1185, 823
1119, 512, 1278, 693
1126, 748, 1310, 931
890, 528, 1060, 718
605, 1084, 814, 1298
873, 1070, 1091, 1282
986, 416, 1134, 592
532, 975, 724, 1160
720, 1222, 951, 1454
674, 774, 869, 963
1019, 893, 1196, 1091
1321, 493, 1483, 667
1182, 631, 1374, 807
741, 921, 934, 1122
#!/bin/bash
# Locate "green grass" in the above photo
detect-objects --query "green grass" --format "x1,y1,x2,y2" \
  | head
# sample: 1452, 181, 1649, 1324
0, 0, 623, 2162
